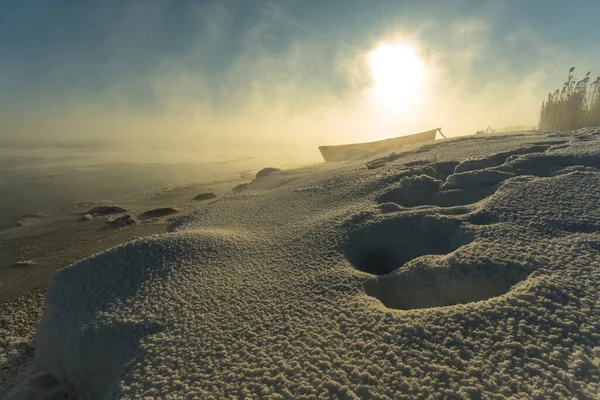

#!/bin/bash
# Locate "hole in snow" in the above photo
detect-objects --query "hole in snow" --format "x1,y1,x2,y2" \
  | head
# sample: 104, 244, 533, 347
364, 261, 532, 310
344, 215, 472, 275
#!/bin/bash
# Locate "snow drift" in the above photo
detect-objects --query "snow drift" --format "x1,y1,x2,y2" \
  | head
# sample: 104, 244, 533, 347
24, 128, 600, 398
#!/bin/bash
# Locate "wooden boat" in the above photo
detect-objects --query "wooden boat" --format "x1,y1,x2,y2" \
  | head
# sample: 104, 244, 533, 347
318, 128, 443, 162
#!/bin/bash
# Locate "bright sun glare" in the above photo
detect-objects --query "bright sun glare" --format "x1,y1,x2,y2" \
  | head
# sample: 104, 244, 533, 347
369, 42, 426, 112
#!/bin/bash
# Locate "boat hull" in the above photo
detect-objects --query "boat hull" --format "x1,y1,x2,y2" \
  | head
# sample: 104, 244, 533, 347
318, 128, 440, 162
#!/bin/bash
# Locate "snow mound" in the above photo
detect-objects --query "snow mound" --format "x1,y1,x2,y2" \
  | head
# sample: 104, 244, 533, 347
377, 174, 442, 207
26, 128, 600, 398
193, 192, 217, 201
139, 207, 180, 219
256, 167, 282, 178
106, 214, 138, 227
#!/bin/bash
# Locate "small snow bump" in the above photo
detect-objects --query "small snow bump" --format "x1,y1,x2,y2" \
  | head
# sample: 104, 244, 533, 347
193, 192, 217, 201
78, 214, 94, 221
83, 206, 128, 216
140, 207, 180, 219
106, 214, 139, 227
256, 167, 282, 179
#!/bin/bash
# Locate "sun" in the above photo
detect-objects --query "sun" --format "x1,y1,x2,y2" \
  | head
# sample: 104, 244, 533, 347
368, 42, 426, 112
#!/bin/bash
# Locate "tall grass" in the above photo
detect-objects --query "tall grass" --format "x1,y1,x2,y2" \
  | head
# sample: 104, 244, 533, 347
539, 67, 600, 131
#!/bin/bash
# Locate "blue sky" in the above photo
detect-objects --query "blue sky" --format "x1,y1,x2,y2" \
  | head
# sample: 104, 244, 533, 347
1, 0, 600, 143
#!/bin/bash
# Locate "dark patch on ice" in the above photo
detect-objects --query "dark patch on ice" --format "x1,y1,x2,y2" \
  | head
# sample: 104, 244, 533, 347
193, 192, 217, 201
83, 206, 128, 216
344, 215, 472, 276
363, 260, 532, 310
140, 207, 180, 219
256, 167, 281, 179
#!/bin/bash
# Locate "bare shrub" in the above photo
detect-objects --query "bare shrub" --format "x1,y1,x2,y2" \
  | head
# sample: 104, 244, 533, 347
539, 67, 600, 131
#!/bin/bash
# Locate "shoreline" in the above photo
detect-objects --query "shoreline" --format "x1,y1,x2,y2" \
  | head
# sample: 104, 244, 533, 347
0, 174, 261, 396
0, 175, 255, 306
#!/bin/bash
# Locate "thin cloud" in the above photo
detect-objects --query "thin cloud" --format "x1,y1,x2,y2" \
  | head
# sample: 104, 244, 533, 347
264, 3, 362, 51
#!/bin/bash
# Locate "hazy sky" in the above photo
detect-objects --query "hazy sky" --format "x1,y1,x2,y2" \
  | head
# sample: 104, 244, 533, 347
1, 0, 600, 151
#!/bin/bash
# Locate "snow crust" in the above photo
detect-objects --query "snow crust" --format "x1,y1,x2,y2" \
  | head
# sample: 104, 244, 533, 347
29, 128, 600, 398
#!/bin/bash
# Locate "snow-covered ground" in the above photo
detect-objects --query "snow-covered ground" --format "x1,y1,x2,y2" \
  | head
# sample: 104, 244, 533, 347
5, 128, 600, 398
